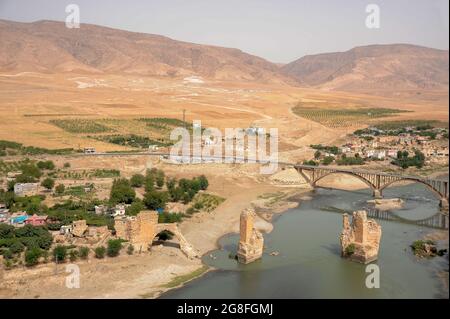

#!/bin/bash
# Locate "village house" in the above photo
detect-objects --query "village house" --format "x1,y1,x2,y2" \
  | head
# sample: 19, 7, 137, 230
110, 204, 127, 217
387, 149, 399, 158
25, 214, 48, 226
0, 211, 10, 223
14, 183, 39, 197
94, 205, 108, 215
9, 212, 28, 226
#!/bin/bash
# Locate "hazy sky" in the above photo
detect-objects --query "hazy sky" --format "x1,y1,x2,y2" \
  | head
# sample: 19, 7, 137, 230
0, 0, 448, 63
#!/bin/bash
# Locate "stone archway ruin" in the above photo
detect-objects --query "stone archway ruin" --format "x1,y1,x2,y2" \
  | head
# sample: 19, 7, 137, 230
114, 211, 199, 259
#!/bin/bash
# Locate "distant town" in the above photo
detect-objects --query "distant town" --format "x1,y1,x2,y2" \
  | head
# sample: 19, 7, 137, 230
304, 122, 449, 169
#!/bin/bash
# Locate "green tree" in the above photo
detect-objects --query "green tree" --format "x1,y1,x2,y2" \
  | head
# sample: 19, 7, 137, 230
322, 156, 334, 165
155, 170, 165, 188
130, 174, 145, 188
143, 190, 169, 210
126, 199, 145, 216
197, 175, 209, 190
37, 160, 55, 170
41, 177, 55, 190
25, 247, 42, 267
109, 178, 136, 205
144, 175, 155, 192
107, 239, 123, 257
314, 150, 321, 160
95, 246, 106, 259
53, 245, 67, 263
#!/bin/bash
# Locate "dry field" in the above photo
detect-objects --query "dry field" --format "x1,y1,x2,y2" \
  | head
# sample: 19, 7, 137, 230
0, 72, 448, 162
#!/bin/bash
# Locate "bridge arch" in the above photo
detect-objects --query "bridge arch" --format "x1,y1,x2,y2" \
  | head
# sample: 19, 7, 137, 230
312, 171, 376, 190
380, 178, 444, 199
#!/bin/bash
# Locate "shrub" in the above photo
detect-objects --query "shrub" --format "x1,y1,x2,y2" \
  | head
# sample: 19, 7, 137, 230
127, 245, 134, 255
130, 174, 145, 188
53, 245, 67, 263
41, 177, 55, 190
55, 184, 65, 195
37, 160, 55, 170
345, 244, 356, 256
25, 247, 42, 267
79, 246, 90, 260
69, 250, 79, 262
144, 190, 169, 210
95, 246, 106, 259
107, 239, 123, 257
109, 178, 136, 205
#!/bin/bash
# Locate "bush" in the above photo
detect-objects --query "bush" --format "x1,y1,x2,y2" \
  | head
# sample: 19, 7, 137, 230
197, 175, 209, 190
109, 178, 136, 205
127, 245, 134, 255
55, 184, 65, 195
95, 246, 106, 259
125, 199, 145, 216
37, 160, 55, 170
69, 249, 79, 262
79, 246, 90, 260
130, 174, 145, 188
53, 245, 67, 263
25, 247, 42, 267
143, 190, 169, 210
41, 177, 55, 190
63, 162, 71, 168
345, 244, 356, 256
107, 239, 123, 257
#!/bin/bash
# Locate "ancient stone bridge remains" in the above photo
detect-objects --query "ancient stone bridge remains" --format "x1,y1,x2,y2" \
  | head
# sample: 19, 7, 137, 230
115, 211, 199, 259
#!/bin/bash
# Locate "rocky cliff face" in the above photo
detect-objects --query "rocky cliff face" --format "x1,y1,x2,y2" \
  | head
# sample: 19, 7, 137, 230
237, 208, 264, 264
340, 211, 382, 264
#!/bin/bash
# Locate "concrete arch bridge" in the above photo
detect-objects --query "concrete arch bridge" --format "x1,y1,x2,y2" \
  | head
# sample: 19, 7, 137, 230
291, 164, 449, 211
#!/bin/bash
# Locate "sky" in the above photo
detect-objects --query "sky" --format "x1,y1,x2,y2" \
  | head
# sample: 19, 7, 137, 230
0, 0, 448, 63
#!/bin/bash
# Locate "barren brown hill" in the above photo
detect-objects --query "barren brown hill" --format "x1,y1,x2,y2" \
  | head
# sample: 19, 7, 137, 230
0, 19, 289, 83
281, 44, 449, 93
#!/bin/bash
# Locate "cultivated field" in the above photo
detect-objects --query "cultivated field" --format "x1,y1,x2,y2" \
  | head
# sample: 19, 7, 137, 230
0, 72, 448, 162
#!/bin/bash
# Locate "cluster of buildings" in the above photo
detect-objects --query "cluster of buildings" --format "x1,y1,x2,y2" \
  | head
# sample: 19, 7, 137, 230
94, 203, 128, 217
339, 129, 449, 164
0, 205, 48, 227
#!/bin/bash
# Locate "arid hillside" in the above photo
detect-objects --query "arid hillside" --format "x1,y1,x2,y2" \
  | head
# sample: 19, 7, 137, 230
281, 44, 449, 93
0, 19, 289, 83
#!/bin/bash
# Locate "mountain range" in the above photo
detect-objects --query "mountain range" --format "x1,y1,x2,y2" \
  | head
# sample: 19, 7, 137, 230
0, 19, 448, 92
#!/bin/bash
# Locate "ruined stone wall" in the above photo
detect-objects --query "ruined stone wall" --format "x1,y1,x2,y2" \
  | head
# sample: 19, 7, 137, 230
72, 220, 88, 237
114, 211, 198, 258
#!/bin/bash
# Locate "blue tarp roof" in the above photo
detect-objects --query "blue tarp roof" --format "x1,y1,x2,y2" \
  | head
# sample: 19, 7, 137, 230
11, 215, 28, 223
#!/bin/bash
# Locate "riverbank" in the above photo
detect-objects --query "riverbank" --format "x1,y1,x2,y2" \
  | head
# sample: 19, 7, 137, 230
0, 167, 310, 298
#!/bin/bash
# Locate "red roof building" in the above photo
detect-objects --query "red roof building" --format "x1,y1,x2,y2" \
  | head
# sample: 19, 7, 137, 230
25, 214, 48, 226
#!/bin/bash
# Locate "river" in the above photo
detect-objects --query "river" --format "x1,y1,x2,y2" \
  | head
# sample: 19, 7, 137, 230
161, 182, 449, 299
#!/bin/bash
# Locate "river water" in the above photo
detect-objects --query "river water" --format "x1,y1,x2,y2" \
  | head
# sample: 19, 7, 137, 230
161, 182, 449, 299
